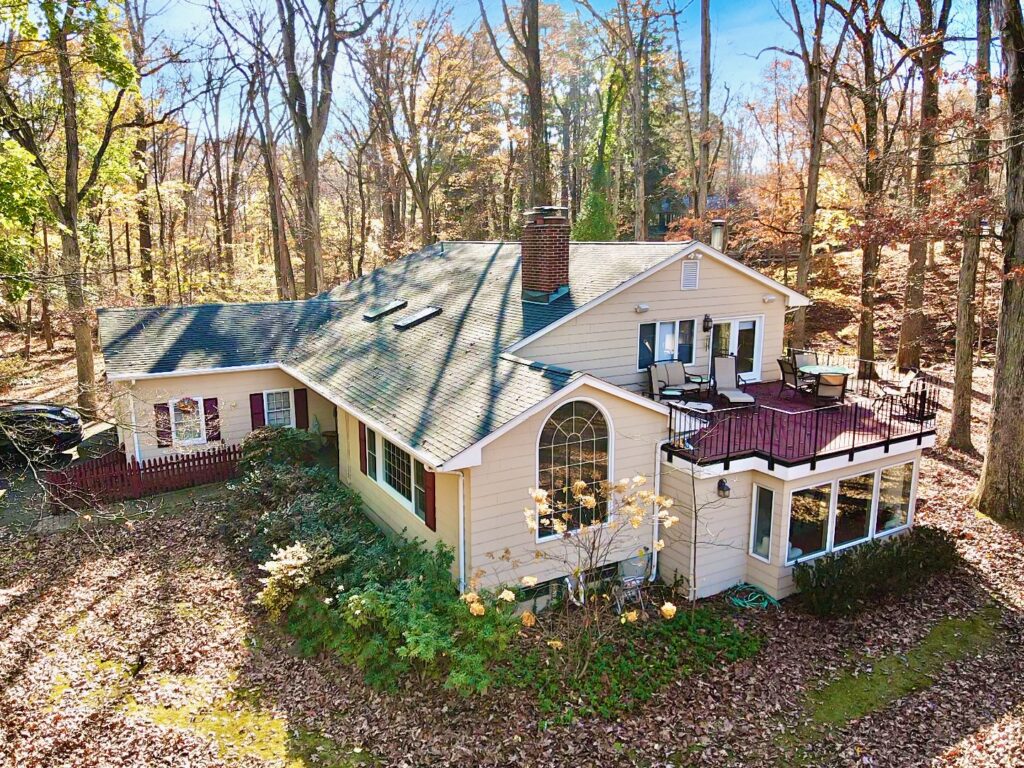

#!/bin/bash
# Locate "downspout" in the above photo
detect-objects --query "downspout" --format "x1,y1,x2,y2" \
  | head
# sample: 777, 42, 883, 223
435, 468, 467, 592
650, 437, 670, 582
128, 382, 142, 463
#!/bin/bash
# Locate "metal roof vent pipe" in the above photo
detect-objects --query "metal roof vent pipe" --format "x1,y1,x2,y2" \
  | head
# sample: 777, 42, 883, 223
521, 205, 570, 304
709, 218, 727, 251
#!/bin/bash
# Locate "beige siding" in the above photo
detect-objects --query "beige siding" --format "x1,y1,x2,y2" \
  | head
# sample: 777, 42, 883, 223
336, 409, 460, 560
122, 369, 336, 461
517, 252, 789, 392
467, 384, 667, 589
659, 451, 923, 600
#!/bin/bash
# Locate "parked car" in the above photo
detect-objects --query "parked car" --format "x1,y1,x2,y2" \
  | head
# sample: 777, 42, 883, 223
0, 401, 84, 461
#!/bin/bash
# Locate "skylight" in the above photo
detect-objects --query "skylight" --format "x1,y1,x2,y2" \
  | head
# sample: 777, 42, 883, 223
363, 299, 408, 322
394, 306, 442, 330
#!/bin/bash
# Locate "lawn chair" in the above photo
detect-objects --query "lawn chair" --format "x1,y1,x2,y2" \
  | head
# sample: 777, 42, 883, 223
778, 358, 812, 398
612, 550, 651, 614
813, 372, 848, 402
713, 356, 755, 404
648, 361, 700, 402
793, 351, 818, 370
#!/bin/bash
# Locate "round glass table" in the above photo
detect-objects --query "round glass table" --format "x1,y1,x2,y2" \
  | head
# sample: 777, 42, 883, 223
798, 364, 855, 376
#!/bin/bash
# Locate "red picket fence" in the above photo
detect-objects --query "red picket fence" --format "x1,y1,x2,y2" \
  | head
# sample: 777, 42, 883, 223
45, 443, 243, 508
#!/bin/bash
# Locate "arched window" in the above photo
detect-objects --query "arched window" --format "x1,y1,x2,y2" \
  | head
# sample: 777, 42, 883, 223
538, 400, 610, 538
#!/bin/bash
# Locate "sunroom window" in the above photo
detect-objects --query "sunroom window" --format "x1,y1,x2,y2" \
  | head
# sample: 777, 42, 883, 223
788, 484, 830, 562
877, 463, 914, 534
834, 472, 874, 548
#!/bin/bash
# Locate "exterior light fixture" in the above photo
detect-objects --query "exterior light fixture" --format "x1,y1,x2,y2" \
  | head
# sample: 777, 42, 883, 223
717, 478, 731, 498
763, 294, 777, 304
635, 303, 650, 314
703, 314, 714, 333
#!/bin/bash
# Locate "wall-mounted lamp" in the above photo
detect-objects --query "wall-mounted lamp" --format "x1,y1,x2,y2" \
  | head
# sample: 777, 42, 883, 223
717, 478, 731, 499
634, 303, 650, 314
762, 294, 778, 304
703, 314, 714, 333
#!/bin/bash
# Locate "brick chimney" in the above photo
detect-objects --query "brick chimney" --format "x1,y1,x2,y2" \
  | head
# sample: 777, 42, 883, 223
521, 206, 570, 304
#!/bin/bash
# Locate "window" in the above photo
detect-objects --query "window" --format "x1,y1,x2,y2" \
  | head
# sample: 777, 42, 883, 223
788, 484, 831, 562
413, 460, 427, 522
170, 397, 206, 446
834, 472, 874, 548
637, 319, 696, 370
365, 426, 378, 480
876, 462, 914, 534
785, 461, 917, 565
537, 400, 610, 539
264, 389, 294, 427
384, 438, 412, 500
750, 486, 774, 561
681, 259, 699, 290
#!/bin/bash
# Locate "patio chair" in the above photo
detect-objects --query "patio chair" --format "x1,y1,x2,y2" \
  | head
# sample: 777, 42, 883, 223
712, 356, 755, 404
877, 367, 921, 399
778, 358, 812, 398
612, 549, 651, 614
813, 372, 848, 402
648, 361, 699, 402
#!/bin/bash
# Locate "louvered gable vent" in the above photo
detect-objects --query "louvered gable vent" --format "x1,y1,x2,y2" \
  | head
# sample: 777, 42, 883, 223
681, 259, 700, 290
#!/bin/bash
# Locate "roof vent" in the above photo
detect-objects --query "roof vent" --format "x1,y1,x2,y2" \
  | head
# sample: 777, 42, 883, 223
394, 306, 442, 330
363, 299, 408, 322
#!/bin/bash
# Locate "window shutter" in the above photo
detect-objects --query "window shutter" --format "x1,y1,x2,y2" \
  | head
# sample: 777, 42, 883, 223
249, 393, 265, 429
294, 388, 309, 429
681, 260, 699, 290
203, 398, 221, 442
358, 422, 367, 475
154, 403, 172, 447
424, 469, 436, 531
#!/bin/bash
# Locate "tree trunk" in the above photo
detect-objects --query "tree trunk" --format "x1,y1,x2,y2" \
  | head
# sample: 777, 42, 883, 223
298, 144, 323, 296
630, 57, 647, 241
974, 0, 1024, 520
696, 0, 711, 217
133, 107, 156, 303
948, 0, 991, 451
524, 0, 550, 205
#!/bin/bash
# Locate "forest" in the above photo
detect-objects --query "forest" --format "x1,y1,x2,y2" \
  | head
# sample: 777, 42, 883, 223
0, 0, 1022, 519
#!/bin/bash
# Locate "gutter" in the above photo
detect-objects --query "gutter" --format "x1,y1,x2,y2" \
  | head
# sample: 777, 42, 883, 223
128, 382, 142, 463
650, 437, 670, 582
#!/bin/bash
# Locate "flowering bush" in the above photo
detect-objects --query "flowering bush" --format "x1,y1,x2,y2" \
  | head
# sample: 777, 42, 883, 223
256, 542, 313, 620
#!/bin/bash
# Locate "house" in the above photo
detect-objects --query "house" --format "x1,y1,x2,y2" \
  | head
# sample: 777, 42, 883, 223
97, 207, 936, 600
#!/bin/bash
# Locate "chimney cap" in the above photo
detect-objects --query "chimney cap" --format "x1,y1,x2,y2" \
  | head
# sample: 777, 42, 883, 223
524, 205, 569, 222
710, 218, 727, 226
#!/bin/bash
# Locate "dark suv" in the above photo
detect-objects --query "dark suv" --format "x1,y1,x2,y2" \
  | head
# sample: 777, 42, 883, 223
0, 401, 84, 461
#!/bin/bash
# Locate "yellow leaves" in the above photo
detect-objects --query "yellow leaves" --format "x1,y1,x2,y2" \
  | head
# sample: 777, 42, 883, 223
529, 488, 548, 504
663, 515, 680, 529
620, 610, 639, 624
520, 610, 537, 628
660, 602, 677, 620
521, 575, 538, 587
469, 602, 486, 617
654, 539, 665, 552
498, 589, 516, 603
546, 639, 564, 650
579, 494, 598, 510
571, 479, 589, 496
460, 591, 480, 604
631, 474, 647, 487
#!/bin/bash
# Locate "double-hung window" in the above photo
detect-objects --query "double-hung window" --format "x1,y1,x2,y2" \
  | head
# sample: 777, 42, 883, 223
786, 460, 916, 565
264, 389, 294, 427
368, 433, 429, 522
365, 426, 378, 480
638, 319, 696, 370
170, 396, 206, 446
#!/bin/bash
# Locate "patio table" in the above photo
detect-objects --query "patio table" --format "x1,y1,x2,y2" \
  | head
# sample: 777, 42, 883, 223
798, 364, 855, 377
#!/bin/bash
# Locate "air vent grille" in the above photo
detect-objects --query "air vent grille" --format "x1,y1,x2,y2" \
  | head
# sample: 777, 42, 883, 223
394, 306, 442, 330
363, 299, 408, 322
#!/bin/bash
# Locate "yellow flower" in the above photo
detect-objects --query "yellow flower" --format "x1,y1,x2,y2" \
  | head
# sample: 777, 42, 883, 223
579, 494, 598, 510
553, 519, 568, 534
530, 488, 548, 504
660, 602, 677, 620
571, 479, 589, 496
546, 639, 564, 650
498, 589, 516, 603
660, 496, 675, 509
460, 591, 480, 603
629, 515, 643, 529
469, 602, 486, 616
655, 539, 665, 552
521, 575, 538, 587
521, 610, 537, 628
624, 610, 639, 623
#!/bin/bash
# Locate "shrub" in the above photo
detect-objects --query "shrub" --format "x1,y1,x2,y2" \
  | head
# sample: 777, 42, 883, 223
239, 426, 324, 476
793, 525, 960, 617
0, 355, 25, 392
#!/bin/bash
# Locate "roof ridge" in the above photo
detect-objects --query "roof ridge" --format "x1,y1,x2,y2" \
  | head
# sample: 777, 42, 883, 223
97, 298, 352, 313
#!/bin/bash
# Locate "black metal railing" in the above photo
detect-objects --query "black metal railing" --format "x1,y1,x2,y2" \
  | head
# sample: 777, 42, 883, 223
784, 347, 925, 398
667, 383, 939, 470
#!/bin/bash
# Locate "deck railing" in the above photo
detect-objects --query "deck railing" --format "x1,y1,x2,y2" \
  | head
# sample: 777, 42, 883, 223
667, 384, 939, 470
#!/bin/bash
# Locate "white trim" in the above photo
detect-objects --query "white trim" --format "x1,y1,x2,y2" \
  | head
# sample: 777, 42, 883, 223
748, 485, 774, 564
636, 317, 698, 372
168, 395, 208, 447
279, 363, 445, 468
441, 374, 668, 471
506, 241, 810, 354
128, 385, 142, 462
708, 314, 765, 383
829, 468, 877, 552
106, 363, 279, 382
365, 428, 431, 526
651, 437, 670, 581
533, 397, 615, 544
262, 388, 296, 429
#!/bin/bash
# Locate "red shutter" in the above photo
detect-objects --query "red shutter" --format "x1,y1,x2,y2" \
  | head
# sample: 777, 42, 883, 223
294, 388, 309, 429
203, 398, 221, 441
249, 393, 265, 429
424, 469, 436, 531
358, 422, 367, 474
154, 403, 171, 447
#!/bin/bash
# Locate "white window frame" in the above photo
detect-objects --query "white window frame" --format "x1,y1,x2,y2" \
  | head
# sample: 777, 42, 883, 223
263, 388, 296, 428
680, 259, 700, 290
363, 427, 429, 524
784, 459, 918, 566
169, 396, 207, 447
533, 397, 616, 544
636, 318, 699, 372
706, 314, 765, 383
748, 485, 774, 564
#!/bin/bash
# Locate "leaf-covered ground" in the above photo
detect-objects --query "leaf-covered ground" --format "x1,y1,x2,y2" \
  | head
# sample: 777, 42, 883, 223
2, 364, 1022, 767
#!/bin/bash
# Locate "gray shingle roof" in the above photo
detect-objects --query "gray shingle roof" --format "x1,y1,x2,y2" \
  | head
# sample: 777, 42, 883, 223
98, 241, 687, 462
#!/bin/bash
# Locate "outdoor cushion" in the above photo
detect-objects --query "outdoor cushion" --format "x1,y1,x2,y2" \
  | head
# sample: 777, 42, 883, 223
662, 361, 687, 388
681, 401, 713, 412
719, 389, 755, 404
